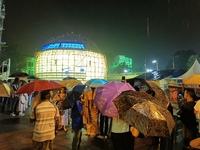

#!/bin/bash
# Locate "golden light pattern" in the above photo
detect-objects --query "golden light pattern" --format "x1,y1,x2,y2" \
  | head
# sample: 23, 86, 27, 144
35, 49, 107, 82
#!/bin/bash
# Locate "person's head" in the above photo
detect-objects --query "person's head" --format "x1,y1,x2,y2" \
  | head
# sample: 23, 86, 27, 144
13, 77, 19, 83
40, 90, 51, 101
60, 87, 67, 93
184, 89, 196, 101
49, 90, 53, 96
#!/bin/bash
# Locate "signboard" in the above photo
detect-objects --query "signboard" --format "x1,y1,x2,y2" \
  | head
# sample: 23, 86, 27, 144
41, 42, 85, 51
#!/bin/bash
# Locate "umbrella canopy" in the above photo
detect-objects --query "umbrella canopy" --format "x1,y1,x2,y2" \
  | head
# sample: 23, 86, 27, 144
59, 79, 82, 88
0, 82, 15, 97
147, 81, 169, 108
62, 76, 77, 80
16, 80, 63, 94
113, 91, 175, 137
94, 81, 135, 118
85, 79, 108, 88
9, 72, 29, 77
27, 75, 38, 79
126, 77, 151, 91
127, 77, 169, 108
67, 84, 86, 106
183, 74, 200, 84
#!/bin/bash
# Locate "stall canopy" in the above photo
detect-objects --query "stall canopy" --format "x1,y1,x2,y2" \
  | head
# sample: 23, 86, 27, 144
178, 59, 200, 79
183, 74, 200, 84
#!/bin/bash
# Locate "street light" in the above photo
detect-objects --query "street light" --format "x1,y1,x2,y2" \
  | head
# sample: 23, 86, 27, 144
152, 60, 158, 71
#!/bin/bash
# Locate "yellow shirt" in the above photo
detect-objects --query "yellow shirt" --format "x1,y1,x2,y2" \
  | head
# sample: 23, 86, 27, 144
30, 101, 59, 142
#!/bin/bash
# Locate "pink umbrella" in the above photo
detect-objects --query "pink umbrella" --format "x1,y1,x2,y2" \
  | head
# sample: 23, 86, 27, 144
94, 81, 135, 118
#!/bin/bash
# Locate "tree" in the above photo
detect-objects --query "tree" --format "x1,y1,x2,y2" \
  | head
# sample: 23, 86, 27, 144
165, 49, 197, 70
0, 44, 30, 74
112, 62, 129, 74
187, 55, 200, 69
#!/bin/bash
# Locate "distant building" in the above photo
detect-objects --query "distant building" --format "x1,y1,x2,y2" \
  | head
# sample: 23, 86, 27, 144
21, 57, 35, 75
110, 55, 133, 73
0, 0, 6, 53
35, 34, 107, 82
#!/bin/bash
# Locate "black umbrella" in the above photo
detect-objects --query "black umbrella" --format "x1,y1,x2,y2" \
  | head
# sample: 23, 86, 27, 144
27, 75, 38, 79
126, 77, 151, 91
66, 84, 86, 106
62, 76, 77, 80
9, 72, 29, 77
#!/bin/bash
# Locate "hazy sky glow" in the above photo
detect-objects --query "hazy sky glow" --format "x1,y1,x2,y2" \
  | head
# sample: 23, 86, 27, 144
2, 0, 200, 71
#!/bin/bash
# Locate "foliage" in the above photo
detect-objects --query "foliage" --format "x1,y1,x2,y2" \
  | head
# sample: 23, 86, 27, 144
165, 49, 197, 70
0, 44, 29, 74
111, 62, 129, 74
187, 55, 200, 69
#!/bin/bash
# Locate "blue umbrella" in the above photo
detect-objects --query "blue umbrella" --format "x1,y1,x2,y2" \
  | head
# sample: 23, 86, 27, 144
67, 84, 86, 106
85, 79, 108, 88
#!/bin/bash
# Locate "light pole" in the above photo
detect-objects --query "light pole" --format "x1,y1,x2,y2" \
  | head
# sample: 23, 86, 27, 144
144, 58, 146, 80
152, 60, 158, 71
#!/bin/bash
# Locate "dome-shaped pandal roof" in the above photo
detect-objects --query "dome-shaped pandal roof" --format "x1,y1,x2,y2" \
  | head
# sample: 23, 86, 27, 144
47, 32, 101, 52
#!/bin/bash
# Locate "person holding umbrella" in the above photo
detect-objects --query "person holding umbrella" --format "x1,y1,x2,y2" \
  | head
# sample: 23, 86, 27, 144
110, 118, 133, 150
83, 87, 99, 136
71, 94, 84, 150
130, 126, 159, 150
53, 87, 69, 132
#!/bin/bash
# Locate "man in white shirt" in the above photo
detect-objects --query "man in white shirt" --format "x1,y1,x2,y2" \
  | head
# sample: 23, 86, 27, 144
190, 99, 200, 149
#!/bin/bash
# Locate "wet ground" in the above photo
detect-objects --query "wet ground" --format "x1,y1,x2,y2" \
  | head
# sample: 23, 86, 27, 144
0, 102, 183, 150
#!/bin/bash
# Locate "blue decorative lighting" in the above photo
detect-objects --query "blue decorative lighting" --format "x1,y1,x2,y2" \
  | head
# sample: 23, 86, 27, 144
41, 42, 85, 51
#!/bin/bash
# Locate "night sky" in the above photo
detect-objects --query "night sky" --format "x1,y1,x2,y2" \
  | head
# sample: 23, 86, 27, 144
2, 0, 200, 70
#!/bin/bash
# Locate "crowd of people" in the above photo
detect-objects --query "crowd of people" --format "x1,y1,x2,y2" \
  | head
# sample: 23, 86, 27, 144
1, 77, 32, 116
1, 77, 200, 150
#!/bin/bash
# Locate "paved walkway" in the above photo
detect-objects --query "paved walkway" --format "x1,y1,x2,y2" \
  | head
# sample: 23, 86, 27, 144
0, 106, 114, 150
0, 103, 183, 150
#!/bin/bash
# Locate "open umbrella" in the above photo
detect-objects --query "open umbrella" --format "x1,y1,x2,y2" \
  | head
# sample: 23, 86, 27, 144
62, 76, 77, 80
16, 80, 63, 94
85, 79, 108, 88
59, 79, 82, 88
113, 91, 175, 137
94, 81, 135, 118
9, 72, 29, 78
127, 77, 169, 108
147, 81, 169, 108
0, 82, 15, 97
126, 77, 151, 91
67, 84, 86, 106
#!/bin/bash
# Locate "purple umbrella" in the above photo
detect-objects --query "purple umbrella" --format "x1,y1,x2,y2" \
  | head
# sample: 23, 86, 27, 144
94, 81, 135, 118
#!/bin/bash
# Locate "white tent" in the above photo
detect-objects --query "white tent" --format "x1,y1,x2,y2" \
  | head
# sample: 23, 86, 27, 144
178, 59, 200, 79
